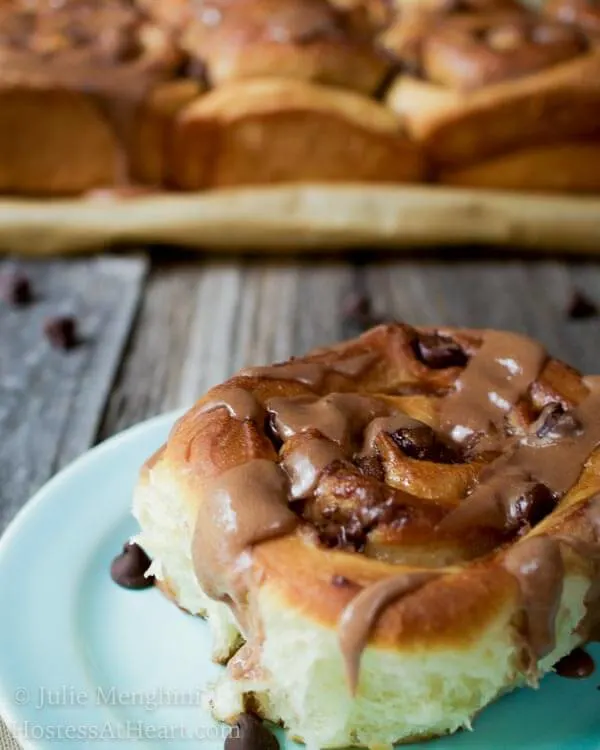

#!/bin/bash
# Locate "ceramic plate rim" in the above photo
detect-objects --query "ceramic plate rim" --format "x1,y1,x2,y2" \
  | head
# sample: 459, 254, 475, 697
0, 410, 183, 750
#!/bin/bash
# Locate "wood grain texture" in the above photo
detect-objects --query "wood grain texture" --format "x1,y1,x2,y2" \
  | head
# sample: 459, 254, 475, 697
100, 258, 600, 441
99, 259, 356, 436
0, 256, 148, 532
0, 720, 19, 750
1, 186, 600, 256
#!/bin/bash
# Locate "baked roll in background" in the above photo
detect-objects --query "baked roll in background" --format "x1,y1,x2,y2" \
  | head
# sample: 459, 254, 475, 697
134, 323, 600, 748
177, 0, 392, 93
0, 0, 184, 195
379, 0, 522, 73
168, 78, 426, 189
386, 9, 600, 191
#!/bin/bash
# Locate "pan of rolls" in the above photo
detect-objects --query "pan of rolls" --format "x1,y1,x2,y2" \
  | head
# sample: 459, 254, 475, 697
1, 0, 600, 253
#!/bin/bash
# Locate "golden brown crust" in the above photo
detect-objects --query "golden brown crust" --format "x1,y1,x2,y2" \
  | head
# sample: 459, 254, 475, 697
154, 323, 600, 652
441, 141, 600, 192
168, 78, 427, 189
0, 89, 119, 195
387, 50, 600, 167
130, 80, 205, 187
252, 535, 521, 648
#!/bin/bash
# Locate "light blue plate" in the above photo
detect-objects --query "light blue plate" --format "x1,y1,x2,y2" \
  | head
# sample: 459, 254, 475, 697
0, 412, 598, 749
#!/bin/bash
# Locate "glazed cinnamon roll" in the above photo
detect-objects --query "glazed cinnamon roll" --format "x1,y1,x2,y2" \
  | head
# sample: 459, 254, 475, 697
386, 9, 600, 191
424, 12, 586, 88
134, 323, 600, 748
0, 0, 184, 194
380, 0, 522, 72
176, 0, 391, 94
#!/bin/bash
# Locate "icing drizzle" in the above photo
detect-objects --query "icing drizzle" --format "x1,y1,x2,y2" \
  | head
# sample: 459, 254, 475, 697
439, 330, 546, 449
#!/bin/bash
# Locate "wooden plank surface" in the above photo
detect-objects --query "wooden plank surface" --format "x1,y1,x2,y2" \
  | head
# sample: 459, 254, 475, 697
100, 257, 600, 440
0, 256, 148, 531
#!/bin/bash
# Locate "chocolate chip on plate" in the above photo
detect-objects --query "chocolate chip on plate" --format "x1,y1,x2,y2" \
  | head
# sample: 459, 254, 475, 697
225, 714, 279, 750
412, 333, 468, 369
43, 316, 79, 350
567, 291, 598, 320
0, 271, 33, 306
110, 542, 155, 590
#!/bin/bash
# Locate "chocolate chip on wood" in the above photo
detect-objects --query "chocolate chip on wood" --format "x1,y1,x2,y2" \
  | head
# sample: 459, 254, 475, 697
43, 316, 79, 350
0, 271, 33, 306
567, 291, 598, 320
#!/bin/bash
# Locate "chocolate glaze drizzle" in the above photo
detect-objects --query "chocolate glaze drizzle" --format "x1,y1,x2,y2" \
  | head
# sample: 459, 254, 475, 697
267, 393, 389, 448
193, 459, 297, 608
339, 571, 440, 691
239, 352, 378, 391
439, 381, 600, 534
503, 536, 564, 659
240, 362, 328, 389
199, 387, 264, 421
187, 326, 600, 695
281, 435, 345, 499
440, 330, 547, 449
